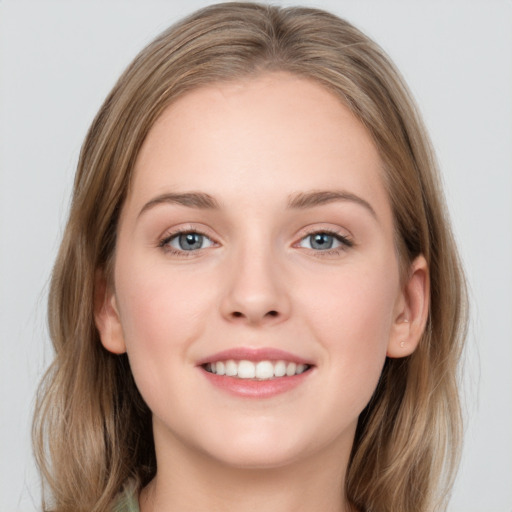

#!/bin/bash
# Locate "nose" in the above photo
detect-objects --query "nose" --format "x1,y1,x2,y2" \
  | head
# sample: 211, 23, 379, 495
219, 243, 291, 327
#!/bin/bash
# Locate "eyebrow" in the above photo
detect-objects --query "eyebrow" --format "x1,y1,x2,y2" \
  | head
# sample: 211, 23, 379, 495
287, 190, 377, 218
138, 189, 376, 219
138, 192, 221, 217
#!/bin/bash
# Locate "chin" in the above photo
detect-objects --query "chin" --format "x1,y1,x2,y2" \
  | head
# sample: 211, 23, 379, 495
195, 420, 334, 471
208, 442, 305, 470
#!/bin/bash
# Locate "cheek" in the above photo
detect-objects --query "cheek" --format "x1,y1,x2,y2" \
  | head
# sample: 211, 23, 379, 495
304, 261, 397, 337
298, 258, 398, 394
113, 256, 216, 393
116, 249, 215, 334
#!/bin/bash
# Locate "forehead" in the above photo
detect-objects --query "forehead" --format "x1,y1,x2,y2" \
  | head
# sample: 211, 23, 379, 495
128, 72, 390, 223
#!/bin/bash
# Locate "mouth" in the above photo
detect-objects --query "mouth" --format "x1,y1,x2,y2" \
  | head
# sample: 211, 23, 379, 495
197, 348, 314, 398
203, 359, 312, 380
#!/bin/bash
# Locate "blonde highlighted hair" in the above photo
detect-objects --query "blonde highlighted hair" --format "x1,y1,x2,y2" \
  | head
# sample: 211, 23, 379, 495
33, 3, 467, 511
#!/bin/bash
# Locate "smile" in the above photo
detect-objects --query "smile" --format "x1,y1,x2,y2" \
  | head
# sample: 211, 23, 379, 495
204, 360, 311, 380
198, 348, 314, 398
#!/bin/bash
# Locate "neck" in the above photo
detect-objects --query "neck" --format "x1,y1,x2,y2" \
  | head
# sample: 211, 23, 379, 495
140, 427, 354, 512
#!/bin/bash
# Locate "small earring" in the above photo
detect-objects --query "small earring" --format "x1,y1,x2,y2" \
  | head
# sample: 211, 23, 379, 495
400, 341, 406, 348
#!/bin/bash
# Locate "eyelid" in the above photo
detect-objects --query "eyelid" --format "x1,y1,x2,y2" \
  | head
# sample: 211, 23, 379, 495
158, 224, 219, 256
297, 225, 353, 243
156, 223, 353, 258
293, 226, 354, 255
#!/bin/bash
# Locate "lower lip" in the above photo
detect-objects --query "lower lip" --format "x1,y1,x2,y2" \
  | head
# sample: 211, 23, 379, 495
199, 367, 312, 398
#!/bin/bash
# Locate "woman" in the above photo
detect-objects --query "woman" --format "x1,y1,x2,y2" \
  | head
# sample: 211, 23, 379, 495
33, 3, 467, 511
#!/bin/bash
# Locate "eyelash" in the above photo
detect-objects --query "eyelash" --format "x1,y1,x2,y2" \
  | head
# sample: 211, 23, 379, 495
158, 226, 214, 258
298, 228, 354, 256
158, 227, 353, 258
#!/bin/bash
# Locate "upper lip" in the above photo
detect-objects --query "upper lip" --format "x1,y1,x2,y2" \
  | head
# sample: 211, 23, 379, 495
196, 347, 313, 366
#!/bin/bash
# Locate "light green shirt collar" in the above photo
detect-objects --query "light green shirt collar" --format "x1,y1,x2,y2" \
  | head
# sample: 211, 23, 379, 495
111, 479, 140, 512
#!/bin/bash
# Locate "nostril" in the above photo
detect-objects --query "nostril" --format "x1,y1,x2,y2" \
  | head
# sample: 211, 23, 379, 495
229, 310, 280, 321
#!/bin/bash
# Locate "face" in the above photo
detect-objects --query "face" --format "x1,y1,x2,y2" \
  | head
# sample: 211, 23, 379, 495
97, 72, 425, 471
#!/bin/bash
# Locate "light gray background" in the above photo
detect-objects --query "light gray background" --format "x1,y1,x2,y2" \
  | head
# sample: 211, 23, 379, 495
1, 1, 511, 510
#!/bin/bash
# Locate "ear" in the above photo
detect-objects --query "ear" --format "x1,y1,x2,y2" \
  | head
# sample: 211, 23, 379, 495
387, 255, 430, 358
94, 270, 126, 354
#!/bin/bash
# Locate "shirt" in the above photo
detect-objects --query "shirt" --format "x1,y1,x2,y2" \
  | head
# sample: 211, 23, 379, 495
111, 480, 140, 512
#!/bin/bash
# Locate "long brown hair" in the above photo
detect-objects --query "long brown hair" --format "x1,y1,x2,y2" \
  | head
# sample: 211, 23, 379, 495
33, 3, 467, 511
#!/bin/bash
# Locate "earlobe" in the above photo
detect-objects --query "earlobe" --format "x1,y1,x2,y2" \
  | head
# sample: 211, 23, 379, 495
387, 255, 430, 358
94, 270, 127, 355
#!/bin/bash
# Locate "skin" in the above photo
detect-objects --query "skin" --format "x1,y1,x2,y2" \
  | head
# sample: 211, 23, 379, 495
96, 72, 429, 512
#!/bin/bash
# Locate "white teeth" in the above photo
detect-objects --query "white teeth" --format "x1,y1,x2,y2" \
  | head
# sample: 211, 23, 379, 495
255, 361, 274, 379
286, 362, 297, 376
225, 360, 237, 376
237, 360, 256, 379
274, 360, 287, 377
206, 359, 310, 380
216, 361, 225, 376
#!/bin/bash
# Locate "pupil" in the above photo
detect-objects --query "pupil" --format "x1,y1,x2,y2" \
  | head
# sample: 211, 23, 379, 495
311, 233, 333, 250
180, 233, 202, 250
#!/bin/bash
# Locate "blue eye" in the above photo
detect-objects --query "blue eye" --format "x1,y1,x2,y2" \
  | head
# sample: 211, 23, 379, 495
163, 232, 214, 252
298, 232, 351, 251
